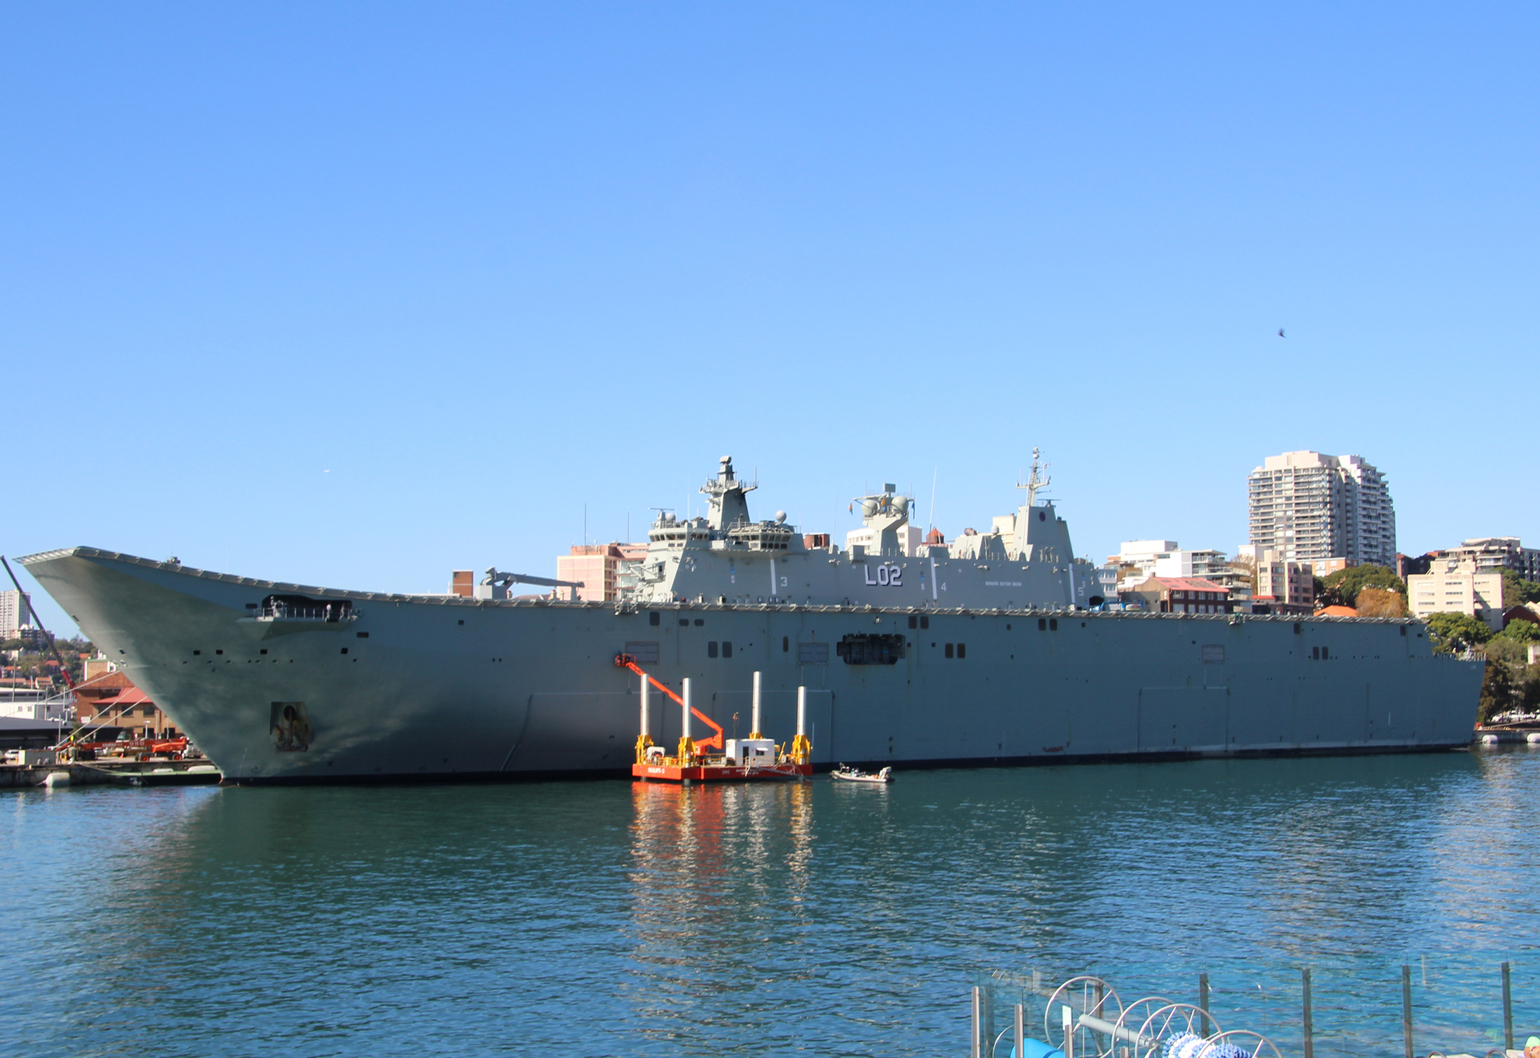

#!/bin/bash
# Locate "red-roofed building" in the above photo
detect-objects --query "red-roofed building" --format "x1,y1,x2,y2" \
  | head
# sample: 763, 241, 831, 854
1122, 576, 1236, 614
71, 669, 178, 740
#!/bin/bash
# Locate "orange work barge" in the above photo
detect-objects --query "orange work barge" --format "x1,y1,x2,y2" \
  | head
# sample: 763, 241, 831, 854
615, 655, 812, 784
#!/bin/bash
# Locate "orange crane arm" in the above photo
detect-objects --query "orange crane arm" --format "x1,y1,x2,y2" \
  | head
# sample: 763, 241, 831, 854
614, 655, 724, 750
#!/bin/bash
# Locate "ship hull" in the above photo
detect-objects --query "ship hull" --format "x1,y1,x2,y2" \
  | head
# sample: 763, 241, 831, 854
22, 549, 1483, 784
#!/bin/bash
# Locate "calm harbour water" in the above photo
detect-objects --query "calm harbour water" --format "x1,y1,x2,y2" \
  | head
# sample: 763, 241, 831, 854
3, 750, 1538, 1058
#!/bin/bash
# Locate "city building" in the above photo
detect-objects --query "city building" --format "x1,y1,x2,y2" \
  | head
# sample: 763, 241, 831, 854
0, 677, 71, 722
557, 544, 623, 602
0, 589, 33, 640
1247, 451, 1396, 567
1434, 538, 1540, 581
1314, 557, 1356, 577
553, 543, 649, 602
1406, 561, 1505, 630
1121, 576, 1235, 614
1106, 541, 1230, 592
1253, 549, 1316, 614
72, 670, 180, 740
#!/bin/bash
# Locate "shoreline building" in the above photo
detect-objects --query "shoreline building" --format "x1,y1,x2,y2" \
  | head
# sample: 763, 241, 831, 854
1121, 576, 1236, 614
1407, 553, 1506, 631
1247, 451, 1396, 568
1436, 537, 1540, 581
72, 666, 181, 741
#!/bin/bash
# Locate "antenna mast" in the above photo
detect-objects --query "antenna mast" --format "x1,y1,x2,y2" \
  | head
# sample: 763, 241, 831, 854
1017, 447, 1051, 508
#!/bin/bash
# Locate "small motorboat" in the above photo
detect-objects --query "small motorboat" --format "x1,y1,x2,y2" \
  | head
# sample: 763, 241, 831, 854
831, 764, 893, 783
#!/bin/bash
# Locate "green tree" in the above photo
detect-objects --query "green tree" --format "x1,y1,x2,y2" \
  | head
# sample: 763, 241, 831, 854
1525, 663, 1540, 711
1500, 570, 1540, 607
1479, 659, 1517, 722
1492, 620, 1540, 644
1426, 612, 1493, 653
1321, 564, 1407, 608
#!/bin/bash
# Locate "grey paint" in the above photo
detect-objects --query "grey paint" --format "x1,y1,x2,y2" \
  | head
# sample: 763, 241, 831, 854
19, 459, 1481, 783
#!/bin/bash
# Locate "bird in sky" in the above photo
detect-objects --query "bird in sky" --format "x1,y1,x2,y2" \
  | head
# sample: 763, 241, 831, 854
1278, 328, 1286, 337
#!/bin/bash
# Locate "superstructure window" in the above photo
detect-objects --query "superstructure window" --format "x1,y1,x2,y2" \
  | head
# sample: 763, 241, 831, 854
722, 641, 733, 658
708, 641, 718, 658
945, 643, 954, 658
649, 612, 660, 626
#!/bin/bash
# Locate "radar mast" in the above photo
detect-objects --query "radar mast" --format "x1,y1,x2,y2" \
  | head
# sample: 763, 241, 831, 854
1017, 447, 1051, 508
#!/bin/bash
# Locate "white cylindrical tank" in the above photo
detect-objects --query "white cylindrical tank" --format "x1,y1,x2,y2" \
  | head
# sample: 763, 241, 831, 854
640, 674, 650, 737
682, 677, 692, 740
797, 685, 806, 737
752, 670, 762, 735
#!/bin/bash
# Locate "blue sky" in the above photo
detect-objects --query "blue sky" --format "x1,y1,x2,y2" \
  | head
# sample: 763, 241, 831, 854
4, 3, 1536, 636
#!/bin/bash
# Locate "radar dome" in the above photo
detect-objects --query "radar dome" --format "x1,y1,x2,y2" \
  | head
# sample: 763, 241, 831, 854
775, 511, 787, 523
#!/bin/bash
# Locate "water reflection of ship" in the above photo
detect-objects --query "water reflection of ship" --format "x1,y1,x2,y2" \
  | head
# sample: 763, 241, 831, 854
625, 780, 816, 1035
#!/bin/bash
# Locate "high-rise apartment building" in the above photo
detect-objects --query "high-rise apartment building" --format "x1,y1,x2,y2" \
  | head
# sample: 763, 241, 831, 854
1, 589, 33, 639
1247, 451, 1396, 567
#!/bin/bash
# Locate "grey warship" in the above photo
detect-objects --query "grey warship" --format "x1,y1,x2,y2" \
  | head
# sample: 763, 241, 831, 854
20, 455, 1482, 783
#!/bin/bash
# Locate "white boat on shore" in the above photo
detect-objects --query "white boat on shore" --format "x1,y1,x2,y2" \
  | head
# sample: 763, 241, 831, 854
831, 764, 893, 783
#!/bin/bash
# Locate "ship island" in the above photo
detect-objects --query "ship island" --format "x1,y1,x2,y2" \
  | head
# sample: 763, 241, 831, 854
19, 454, 1483, 784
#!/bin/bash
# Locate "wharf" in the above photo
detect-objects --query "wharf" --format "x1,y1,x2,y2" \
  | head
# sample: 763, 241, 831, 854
1475, 724, 1540, 745
0, 760, 222, 789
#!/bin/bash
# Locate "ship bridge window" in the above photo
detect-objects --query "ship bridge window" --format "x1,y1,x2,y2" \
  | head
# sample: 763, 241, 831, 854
836, 633, 906, 665
649, 612, 660, 626
707, 641, 718, 658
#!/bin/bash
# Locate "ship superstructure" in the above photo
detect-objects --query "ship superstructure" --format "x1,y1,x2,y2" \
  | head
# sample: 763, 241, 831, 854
631, 453, 1099, 613
19, 455, 1482, 784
